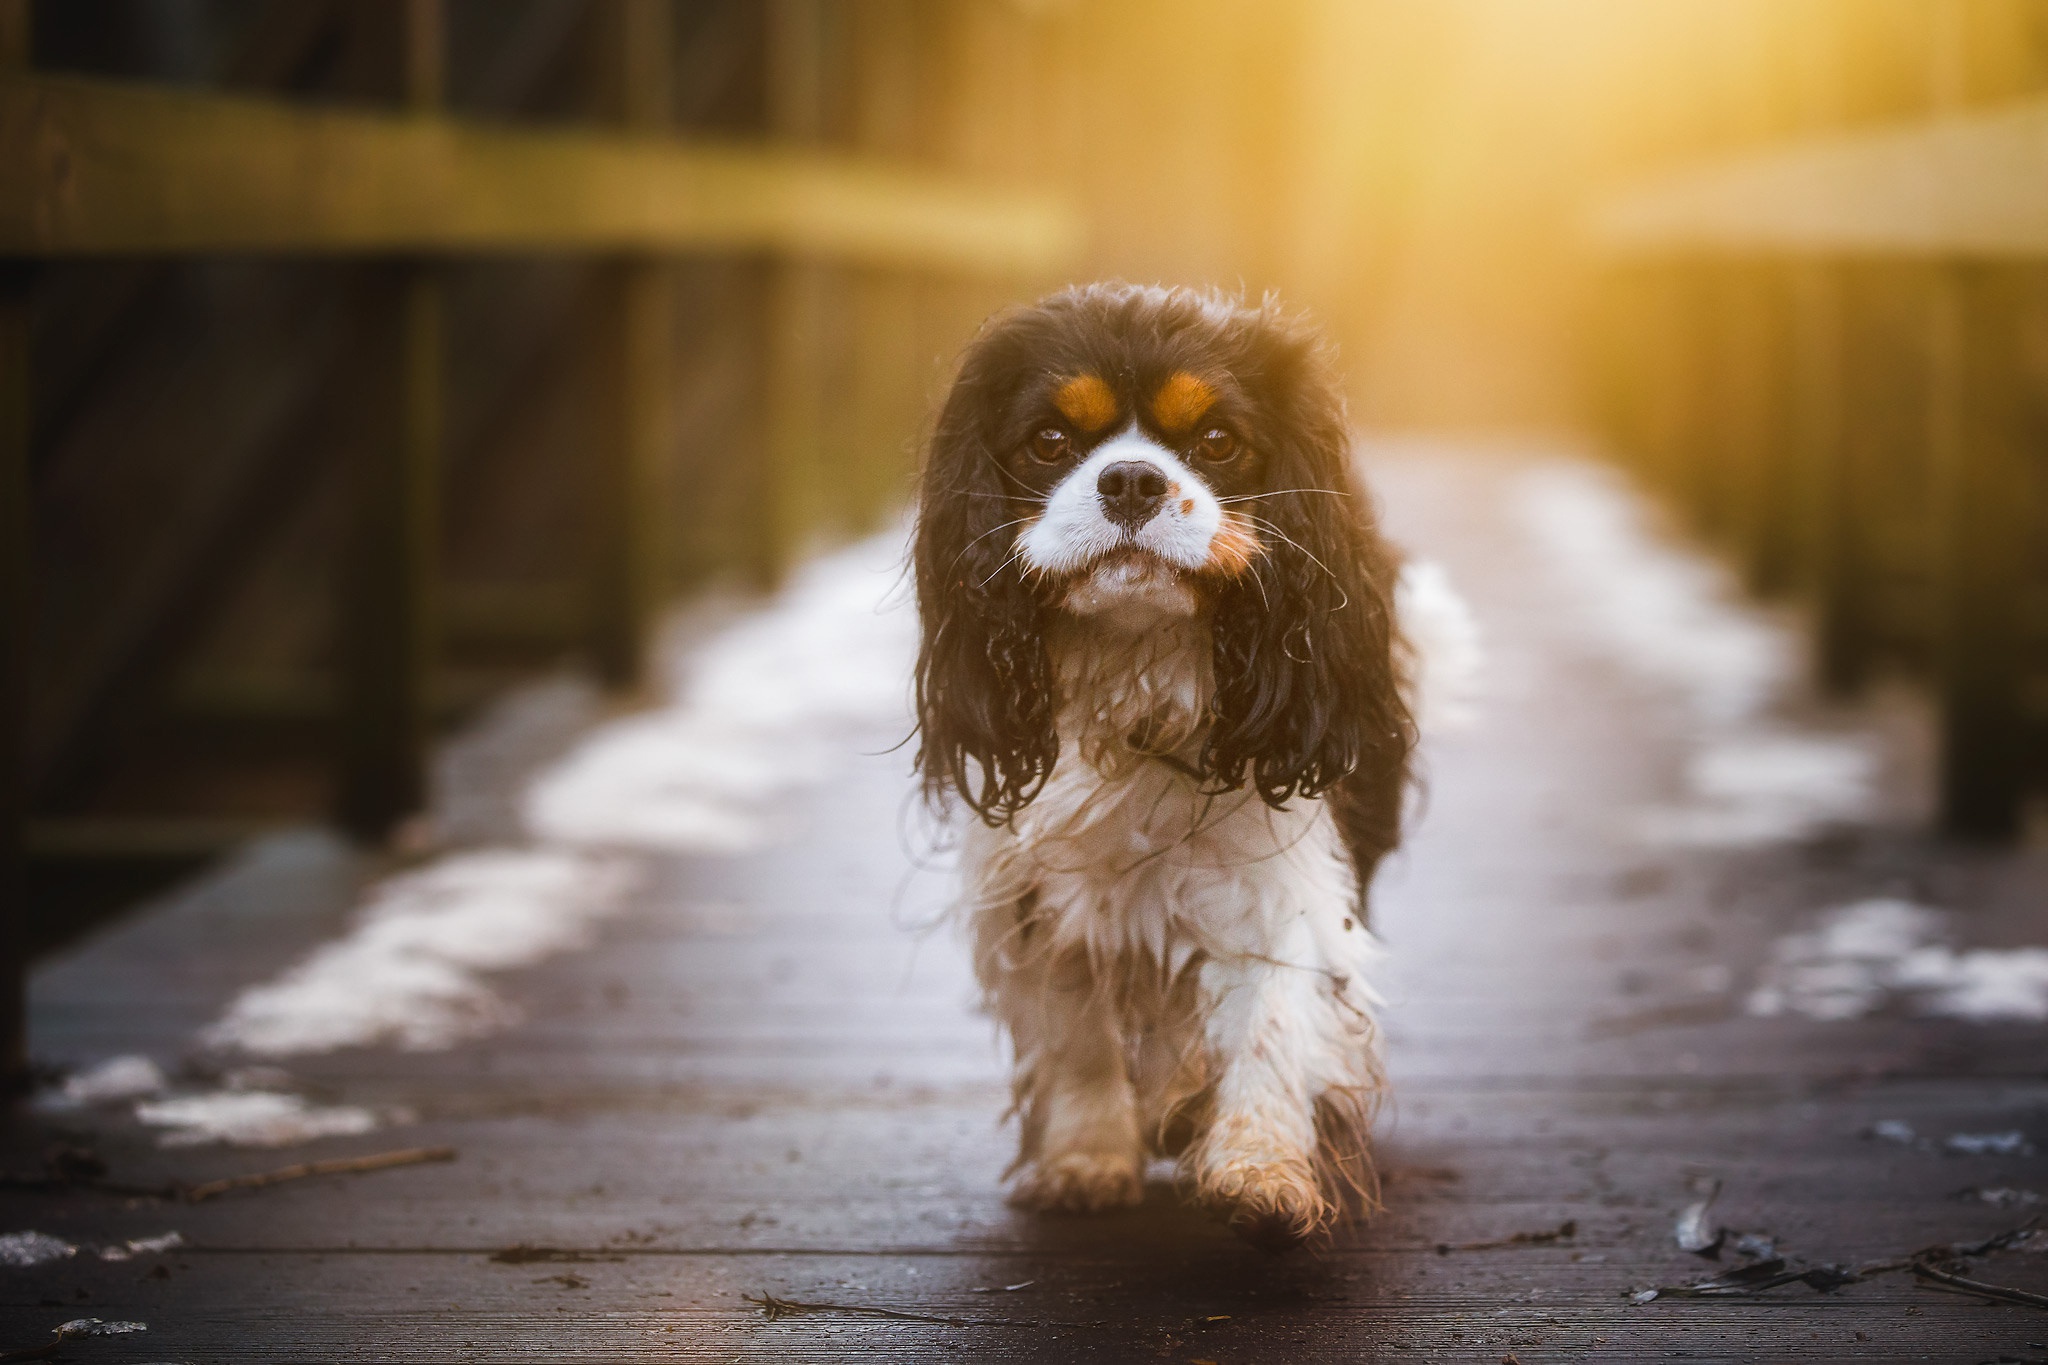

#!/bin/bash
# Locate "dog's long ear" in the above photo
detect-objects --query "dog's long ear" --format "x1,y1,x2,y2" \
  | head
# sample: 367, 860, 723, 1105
912, 339, 1058, 823
1203, 314, 1413, 809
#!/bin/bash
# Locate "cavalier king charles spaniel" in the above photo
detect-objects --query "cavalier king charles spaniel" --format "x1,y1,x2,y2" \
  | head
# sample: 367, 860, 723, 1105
913, 282, 1417, 1248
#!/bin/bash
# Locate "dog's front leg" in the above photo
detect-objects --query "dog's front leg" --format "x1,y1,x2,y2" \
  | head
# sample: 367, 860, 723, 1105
1186, 928, 1361, 1245
1002, 944, 1144, 1213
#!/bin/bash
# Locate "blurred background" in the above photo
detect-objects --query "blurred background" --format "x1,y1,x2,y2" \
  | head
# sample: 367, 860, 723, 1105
5, 0, 2048, 1055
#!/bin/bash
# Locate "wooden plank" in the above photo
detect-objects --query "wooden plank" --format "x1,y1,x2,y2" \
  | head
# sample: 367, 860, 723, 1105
1931, 263, 2031, 837
845, 0, 923, 534
337, 3, 443, 843
0, 0, 27, 1095
586, 0, 675, 691
0, 1, 22, 73
1791, 262, 1864, 694
753, 0, 832, 587
0, 1, 24, 1078
336, 262, 440, 841
401, 0, 443, 113
1701, 262, 1796, 592
0, 264, 26, 1086
22, 816, 294, 860
1592, 94, 2048, 256
1830, 263, 1946, 686
0, 74, 1082, 271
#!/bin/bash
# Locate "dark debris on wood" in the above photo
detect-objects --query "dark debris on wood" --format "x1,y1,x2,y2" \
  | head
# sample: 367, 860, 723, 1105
1635, 1218, 2048, 1307
488, 1246, 626, 1265
0, 1318, 147, 1363
0, 1143, 456, 1202
1436, 1219, 1577, 1254
744, 1291, 1076, 1329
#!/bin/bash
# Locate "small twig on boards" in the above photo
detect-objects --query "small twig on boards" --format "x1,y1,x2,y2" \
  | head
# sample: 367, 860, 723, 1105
1910, 1259, 2048, 1311
184, 1146, 456, 1201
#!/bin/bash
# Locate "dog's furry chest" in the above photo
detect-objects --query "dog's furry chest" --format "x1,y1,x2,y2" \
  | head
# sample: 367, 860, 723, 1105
964, 616, 1358, 969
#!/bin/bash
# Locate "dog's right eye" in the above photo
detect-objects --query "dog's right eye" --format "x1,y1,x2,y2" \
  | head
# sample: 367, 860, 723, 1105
1028, 428, 1071, 463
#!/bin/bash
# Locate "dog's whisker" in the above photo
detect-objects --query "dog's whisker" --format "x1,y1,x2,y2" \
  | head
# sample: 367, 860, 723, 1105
1216, 488, 1350, 504
975, 540, 1036, 589
944, 515, 1040, 577
1232, 512, 1349, 607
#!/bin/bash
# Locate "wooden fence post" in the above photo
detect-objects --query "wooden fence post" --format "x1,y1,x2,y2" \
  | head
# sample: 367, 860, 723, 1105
1677, 267, 1723, 533
1790, 260, 1862, 695
1718, 261, 1799, 595
337, 0, 443, 841
757, 0, 829, 586
0, 0, 31, 1087
0, 269, 27, 1090
1637, 264, 1698, 501
848, 0, 919, 533
587, 0, 674, 689
1930, 261, 2028, 838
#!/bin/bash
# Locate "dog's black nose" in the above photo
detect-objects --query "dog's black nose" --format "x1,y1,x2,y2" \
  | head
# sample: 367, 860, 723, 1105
1096, 460, 1169, 531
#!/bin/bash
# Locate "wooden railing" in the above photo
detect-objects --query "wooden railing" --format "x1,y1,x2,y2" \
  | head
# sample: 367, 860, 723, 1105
1591, 96, 2048, 842
0, 0, 1081, 1082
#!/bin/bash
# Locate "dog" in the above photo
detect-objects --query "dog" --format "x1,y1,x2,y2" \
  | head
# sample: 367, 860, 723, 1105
912, 282, 1417, 1247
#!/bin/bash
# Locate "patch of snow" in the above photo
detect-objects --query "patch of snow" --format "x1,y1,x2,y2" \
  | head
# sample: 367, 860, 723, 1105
45, 1055, 167, 1108
1514, 461, 1787, 726
201, 849, 640, 1056
185, 533, 911, 1086
134, 1090, 380, 1148
1893, 945, 2048, 1023
1396, 558, 1486, 735
523, 533, 915, 853
1749, 898, 2048, 1023
97, 1232, 183, 1262
1514, 460, 1875, 846
0, 1232, 77, 1267
1945, 1131, 2036, 1157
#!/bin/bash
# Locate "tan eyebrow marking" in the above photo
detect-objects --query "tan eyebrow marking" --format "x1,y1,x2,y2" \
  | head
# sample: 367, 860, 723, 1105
1150, 371, 1217, 434
1053, 374, 1118, 432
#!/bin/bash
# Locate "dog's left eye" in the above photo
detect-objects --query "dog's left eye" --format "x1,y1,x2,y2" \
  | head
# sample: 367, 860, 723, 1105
1192, 428, 1239, 463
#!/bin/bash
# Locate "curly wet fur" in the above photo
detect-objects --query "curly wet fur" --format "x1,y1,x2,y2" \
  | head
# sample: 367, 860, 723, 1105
914, 283, 1413, 1246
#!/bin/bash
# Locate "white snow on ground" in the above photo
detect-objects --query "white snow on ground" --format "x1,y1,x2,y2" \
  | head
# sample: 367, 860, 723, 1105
203, 848, 641, 1056
185, 532, 914, 1086
0, 1232, 79, 1267
95, 1233, 183, 1261
0, 1231, 182, 1269
134, 1090, 382, 1147
1396, 558, 1486, 734
1514, 459, 1876, 846
1748, 898, 2048, 1023
524, 533, 917, 853
44, 1054, 167, 1108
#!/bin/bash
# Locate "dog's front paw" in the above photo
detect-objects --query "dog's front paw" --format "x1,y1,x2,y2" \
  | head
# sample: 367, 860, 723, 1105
1194, 1156, 1329, 1249
1009, 1152, 1144, 1214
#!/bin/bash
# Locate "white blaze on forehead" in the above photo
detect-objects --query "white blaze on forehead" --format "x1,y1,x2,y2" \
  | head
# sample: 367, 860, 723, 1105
1017, 429, 1223, 575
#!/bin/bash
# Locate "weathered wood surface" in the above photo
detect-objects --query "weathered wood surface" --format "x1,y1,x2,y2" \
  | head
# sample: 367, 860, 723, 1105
5, 449, 2048, 1361
0, 75, 1082, 270
1592, 95, 2048, 256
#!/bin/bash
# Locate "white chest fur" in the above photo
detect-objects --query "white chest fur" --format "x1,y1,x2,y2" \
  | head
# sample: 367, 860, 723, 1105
962, 611, 1370, 977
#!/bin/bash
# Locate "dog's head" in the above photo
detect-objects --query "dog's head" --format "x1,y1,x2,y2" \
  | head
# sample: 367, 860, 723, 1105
913, 282, 1409, 823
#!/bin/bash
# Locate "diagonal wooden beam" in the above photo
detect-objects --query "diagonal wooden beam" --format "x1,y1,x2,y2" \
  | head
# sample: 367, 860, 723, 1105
1591, 97, 2048, 257
0, 74, 1082, 271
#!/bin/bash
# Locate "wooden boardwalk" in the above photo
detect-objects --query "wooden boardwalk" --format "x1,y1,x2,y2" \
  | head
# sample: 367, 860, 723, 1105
5, 447, 2048, 1363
